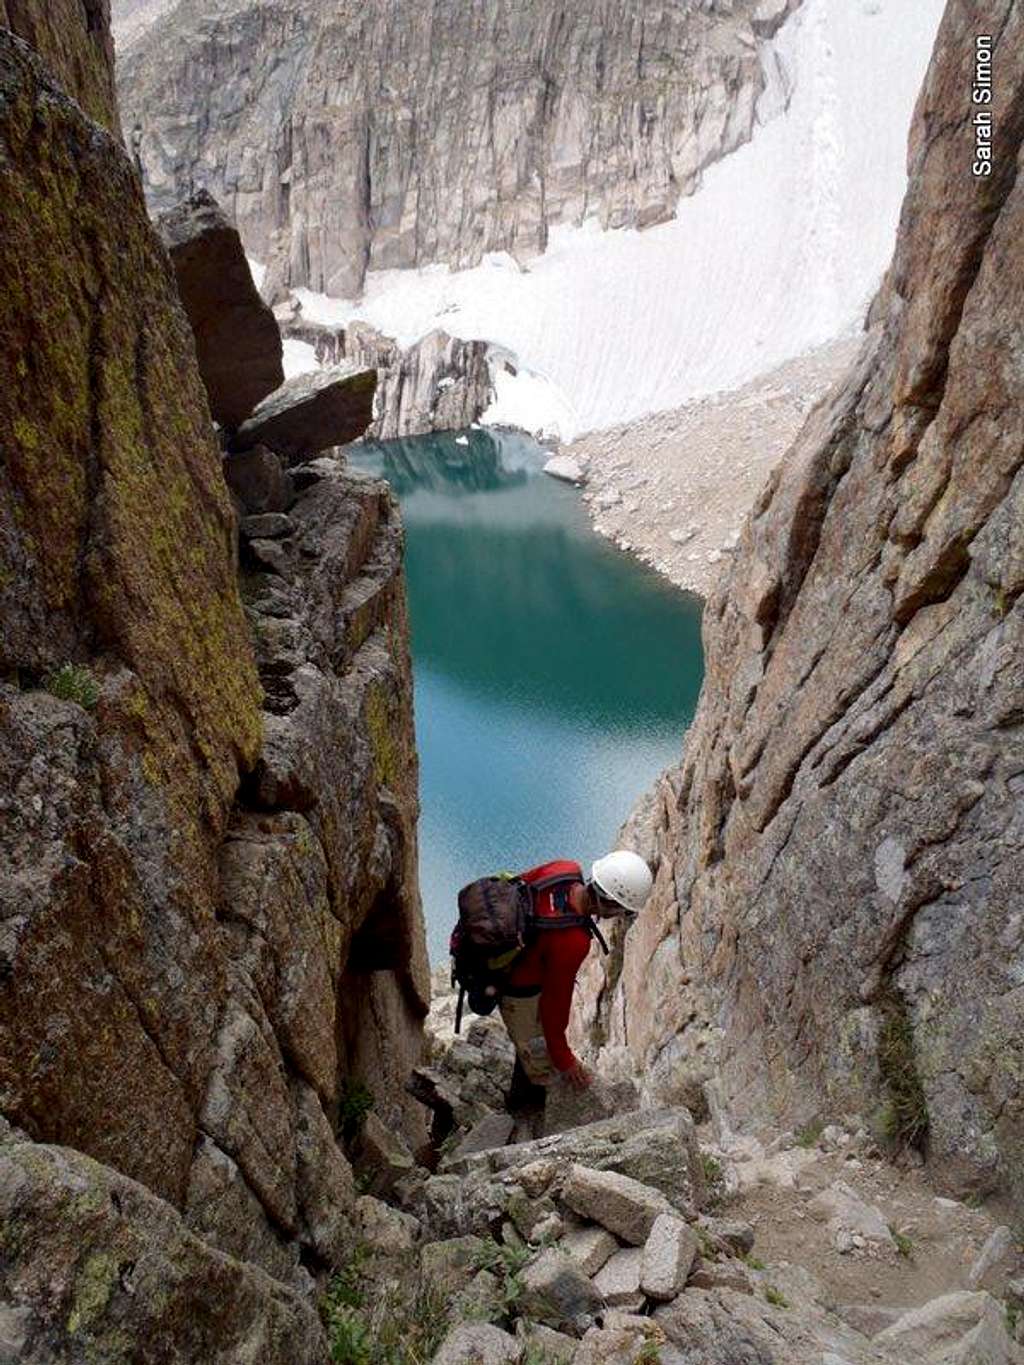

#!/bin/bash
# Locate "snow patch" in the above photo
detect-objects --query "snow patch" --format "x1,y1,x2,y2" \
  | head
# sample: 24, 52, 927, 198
282, 338, 318, 381
247, 257, 267, 292
292, 0, 943, 440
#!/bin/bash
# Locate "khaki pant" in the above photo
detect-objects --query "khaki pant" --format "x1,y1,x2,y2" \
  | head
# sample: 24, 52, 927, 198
499, 992, 557, 1085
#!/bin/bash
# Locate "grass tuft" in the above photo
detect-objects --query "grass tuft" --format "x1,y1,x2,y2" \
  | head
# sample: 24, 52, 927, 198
877, 1004, 929, 1151
795, 1120, 824, 1149
44, 662, 99, 710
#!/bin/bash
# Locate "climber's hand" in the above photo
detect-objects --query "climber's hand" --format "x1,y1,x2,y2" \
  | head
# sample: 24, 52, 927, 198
563, 1060, 592, 1092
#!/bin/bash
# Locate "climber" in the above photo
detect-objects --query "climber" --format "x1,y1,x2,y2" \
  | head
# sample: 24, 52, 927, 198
499, 850, 653, 1116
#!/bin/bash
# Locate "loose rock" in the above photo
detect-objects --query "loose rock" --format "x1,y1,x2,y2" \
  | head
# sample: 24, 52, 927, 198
561, 1165, 676, 1246
640, 1214, 699, 1302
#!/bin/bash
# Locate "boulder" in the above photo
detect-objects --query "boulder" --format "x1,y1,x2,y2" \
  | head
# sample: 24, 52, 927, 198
229, 364, 377, 462
443, 1113, 515, 1168
543, 455, 586, 484
420, 1236, 489, 1296
354, 1112, 416, 1197
574, 1326, 649, 1364
506, 1190, 560, 1243
543, 1074, 639, 1137
516, 1319, 579, 1363
241, 513, 294, 540
875, 1290, 1024, 1364
353, 1195, 419, 1254
520, 1249, 603, 1335
807, 1182, 894, 1251
966, 1226, 1021, 1296
157, 190, 284, 428
561, 1166, 675, 1246
686, 1260, 756, 1295
706, 1218, 756, 1256
592, 1247, 644, 1310
223, 446, 295, 514
640, 1215, 699, 1302
0, 1133, 327, 1362
562, 1226, 618, 1277
430, 1322, 520, 1365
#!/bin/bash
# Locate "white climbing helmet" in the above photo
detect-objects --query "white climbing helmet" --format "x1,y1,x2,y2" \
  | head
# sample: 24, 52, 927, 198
590, 850, 653, 914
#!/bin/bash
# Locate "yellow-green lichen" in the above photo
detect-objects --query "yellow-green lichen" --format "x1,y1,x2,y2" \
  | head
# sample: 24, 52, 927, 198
67, 1251, 119, 1335
365, 682, 401, 789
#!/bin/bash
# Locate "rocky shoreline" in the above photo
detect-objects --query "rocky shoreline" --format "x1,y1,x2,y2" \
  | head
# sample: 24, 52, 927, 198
559, 335, 863, 599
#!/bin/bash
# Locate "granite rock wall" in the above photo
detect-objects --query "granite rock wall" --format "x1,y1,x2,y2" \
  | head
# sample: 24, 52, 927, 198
0, 14, 428, 1357
577, 0, 1024, 1211
116, 0, 792, 298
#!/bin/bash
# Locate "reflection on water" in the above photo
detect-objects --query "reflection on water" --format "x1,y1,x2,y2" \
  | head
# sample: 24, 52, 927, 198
352, 429, 705, 959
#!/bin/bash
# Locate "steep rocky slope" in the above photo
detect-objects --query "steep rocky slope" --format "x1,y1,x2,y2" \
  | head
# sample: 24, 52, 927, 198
0, 14, 428, 1358
116, 0, 791, 298
577, 0, 1024, 1212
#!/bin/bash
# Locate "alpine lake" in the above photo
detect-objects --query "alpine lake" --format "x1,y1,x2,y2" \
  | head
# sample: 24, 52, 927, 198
349, 428, 705, 959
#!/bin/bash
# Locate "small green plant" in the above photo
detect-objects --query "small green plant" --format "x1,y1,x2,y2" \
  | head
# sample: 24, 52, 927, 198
44, 662, 99, 710
701, 1152, 726, 1207
520, 1345, 572, 1365
795, 1120, 824, 1149
1006, 1302, 1020, 1340
470, 1237, 533, 1324
635, 1341, 663, 1365
325, 1244, 370, 1313
764, 1285, 789, 1309
329, 1307, 375, 1365
889, 1225, 914, 1259
340, 1079, 374, 1144
742, 1253, 766, 1271
322, 1247, 450, 1365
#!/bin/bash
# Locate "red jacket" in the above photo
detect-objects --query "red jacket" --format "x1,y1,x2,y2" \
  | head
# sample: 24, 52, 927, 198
506, 859, 592, 1072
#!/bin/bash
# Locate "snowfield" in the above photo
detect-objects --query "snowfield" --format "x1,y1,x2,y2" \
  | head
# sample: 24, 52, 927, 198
291, 0, 945, 441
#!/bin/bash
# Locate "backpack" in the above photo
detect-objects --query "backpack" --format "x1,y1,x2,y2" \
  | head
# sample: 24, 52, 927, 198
449, 871, 608, 1033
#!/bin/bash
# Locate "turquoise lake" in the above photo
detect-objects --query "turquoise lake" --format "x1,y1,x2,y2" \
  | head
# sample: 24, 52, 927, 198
351, 429, 705, 960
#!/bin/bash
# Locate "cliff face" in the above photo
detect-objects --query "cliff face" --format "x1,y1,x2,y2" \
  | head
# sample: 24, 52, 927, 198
1, 0, 120, 133
578, 0, 1024, 1209
116, 0, 789, 298
0, 14, 427, 1358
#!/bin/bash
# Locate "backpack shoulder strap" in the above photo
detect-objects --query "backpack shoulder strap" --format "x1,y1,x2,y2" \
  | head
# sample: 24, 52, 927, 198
525, 870, 584, 896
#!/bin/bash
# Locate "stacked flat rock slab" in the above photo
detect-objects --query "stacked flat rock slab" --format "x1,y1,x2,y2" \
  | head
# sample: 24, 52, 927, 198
157, 190, 284, 428
229, 364, 378, 462
592, 1247, 644, 1310
476, 1107, 706, 1217
561, 1166, 676, 1245
641, 1215, 700, 1302
519, 1249, 603, 1334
